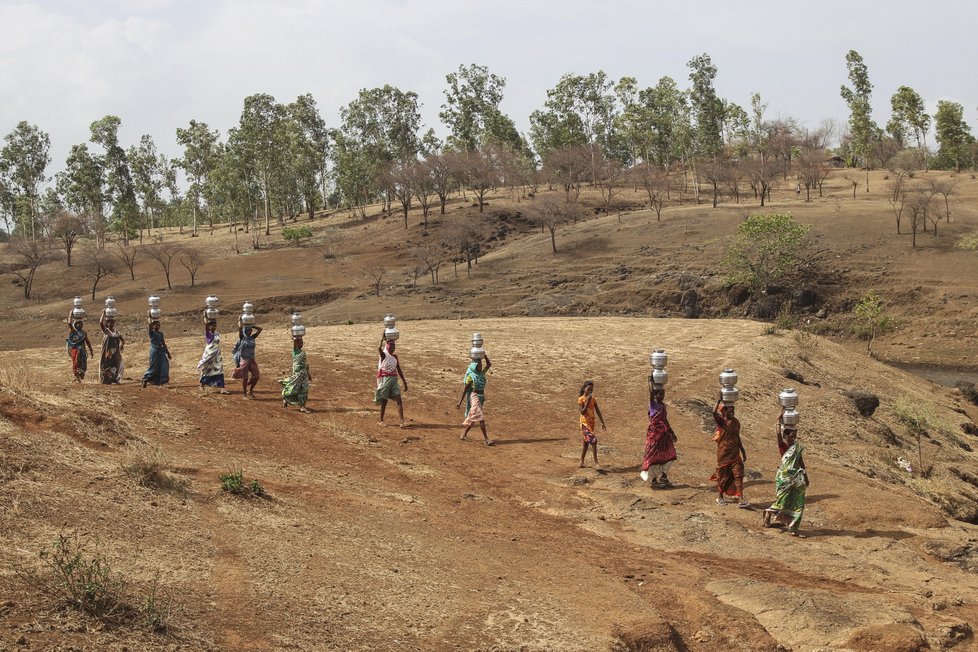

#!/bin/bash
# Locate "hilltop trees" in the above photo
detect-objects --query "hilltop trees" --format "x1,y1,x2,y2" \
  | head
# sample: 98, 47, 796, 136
175, 120, 219, 236
90, 116, 138, 245
440, 64, 523, 153
887, 86, 931, 167
0, 121, 51, 240
840, 50, 876, 184
934, 100, 974, 172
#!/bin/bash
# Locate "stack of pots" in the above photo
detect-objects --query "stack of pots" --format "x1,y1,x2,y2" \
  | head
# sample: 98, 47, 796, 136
204, 295, 220, 322
71, 297, 86, 322
719, 368, 740, 405
104, 296, 119, 320
469, 332, 485, 361
290, 312, 306, 339
649, 348, 668, 389
148, 295, 161, 321
383, 314, 399, 342
779, 388, 800, 427
241, 301, 256, 326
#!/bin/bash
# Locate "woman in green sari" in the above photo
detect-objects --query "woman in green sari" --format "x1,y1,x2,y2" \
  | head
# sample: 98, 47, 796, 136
280, 336, 312, 413
456, 354, 493, 445
763, 424, 810, 536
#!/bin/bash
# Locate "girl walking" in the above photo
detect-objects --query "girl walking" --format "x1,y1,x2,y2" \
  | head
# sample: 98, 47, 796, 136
577, 380, 606, 468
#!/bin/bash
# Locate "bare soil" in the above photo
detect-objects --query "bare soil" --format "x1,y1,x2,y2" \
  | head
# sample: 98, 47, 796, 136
1, 169, 978, 650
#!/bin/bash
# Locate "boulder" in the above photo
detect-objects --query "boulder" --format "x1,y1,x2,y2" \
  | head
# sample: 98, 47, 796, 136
844, 390, 880, 417
727, 284, 751, 307
792, 288, 817, 308
748, 296, 781, 319
681, 289, 699, 318
962, 422, 978, 437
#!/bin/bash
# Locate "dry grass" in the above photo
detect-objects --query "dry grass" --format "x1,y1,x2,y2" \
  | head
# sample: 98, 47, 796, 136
0, 360, 41, 397
121, 442, 188, 494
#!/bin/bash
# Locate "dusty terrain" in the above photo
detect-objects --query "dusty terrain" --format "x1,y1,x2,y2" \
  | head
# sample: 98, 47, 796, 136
1, 169, 978, 650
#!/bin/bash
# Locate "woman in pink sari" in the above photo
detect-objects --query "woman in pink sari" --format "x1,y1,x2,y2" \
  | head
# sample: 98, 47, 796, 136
640, 380, 678, 488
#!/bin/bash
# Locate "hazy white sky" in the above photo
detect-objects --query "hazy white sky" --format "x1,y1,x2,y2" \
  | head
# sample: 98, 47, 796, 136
2, 0, 976, 169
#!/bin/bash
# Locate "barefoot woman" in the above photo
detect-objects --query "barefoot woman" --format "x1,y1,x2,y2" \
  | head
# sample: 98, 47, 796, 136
457, 354, 493, 445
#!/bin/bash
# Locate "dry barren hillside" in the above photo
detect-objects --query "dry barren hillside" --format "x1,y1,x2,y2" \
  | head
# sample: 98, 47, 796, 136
2, 318, 977, 651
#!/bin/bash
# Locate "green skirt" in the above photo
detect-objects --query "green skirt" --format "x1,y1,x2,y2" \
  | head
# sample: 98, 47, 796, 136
374, 376, 401, 403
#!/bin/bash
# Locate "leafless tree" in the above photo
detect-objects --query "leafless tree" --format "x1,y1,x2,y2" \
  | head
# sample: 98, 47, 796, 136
889, 178, 907, 234
449, 148, 499, 213
11, 238, 56, 300
180, 249, 206, 287
383, 160, 414, 228
905, 190, 933, 247
114, 243, 138, 280
50, 211, 85, 266
411, 242, 446, 284
442, 219, 488, 278
82, 245, 120, 300
640, 165, 669, 221
928, 178, 958, 223
145, 242, 182, 290
363, 263, 387, 296
526, 195, 582, 254
593, 151, 626, 220
745, 157, 779, 207
544, 145, 590, 203
412, 160, 436, 227
427, 152, 455, 215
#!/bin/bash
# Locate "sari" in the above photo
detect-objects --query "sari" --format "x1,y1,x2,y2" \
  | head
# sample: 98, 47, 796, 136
280, 350, 310, 406
231, 332, 260, 381
462, 362, 486, 425
642, 400, 677, 477
99, 328, 124, 384
66, 329, 88, 381
142, 329, 170, 386
578, 395, 598, 444
765, 443, 807, 531
710, 407, 744, 498
373, 348, 401, 402
198, 331, 226, 387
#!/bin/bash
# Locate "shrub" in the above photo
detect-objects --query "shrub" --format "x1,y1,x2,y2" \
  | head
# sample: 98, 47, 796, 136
219, 467, 266, 498
793, 330, 818, 364
15, 533, 176, 632
956, 234, 978, 251
892, 398, 948, 478
282, 226, 313, 246
853, 292, 895, 356
721, 212, 810, 291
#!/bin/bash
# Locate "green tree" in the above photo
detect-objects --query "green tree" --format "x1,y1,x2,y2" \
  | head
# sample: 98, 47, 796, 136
287, 93, 330, 218
840, 50, 876, 185
641, 76, 688, 172
687, 54, 724, 161
127, 135, 165, 243
853, 292, 894, 356
89, 116, 138, 245
722, 212, 811, 290
933, 100, 974, 172
57, 144, 106, 248
236, 93, 286, 236
440, 64, 522, 152
0, 121, 51, 240
887, 86, 931, 167
176, 120, 220, 235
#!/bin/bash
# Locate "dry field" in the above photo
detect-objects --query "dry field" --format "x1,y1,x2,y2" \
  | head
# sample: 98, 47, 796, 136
1, 168, 978, 650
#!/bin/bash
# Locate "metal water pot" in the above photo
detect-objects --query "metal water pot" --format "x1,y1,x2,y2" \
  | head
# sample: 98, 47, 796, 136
205, 295, 220, 308
383, 314, 396, 328
291, 313, 303, 325
782, 409, 800, 427
240, 313, 256, 326
148, 295, 161, 308
650, 349, 668, 368
104, 307, 119, 319
469, 347, 485, 361
652, 368, 668, 386
471, 332, 484, 348
104, 296, 116, 309
291, 324, 306, 339
779, 388, 799, 409
148, 307, 161, 320
205, 308, 219, 320
73, 296, 84, 308
71, 307, 86, 320
384, 327, 400, 341
721, 386, 740, 404
719, 368, 738, 387
242, 302, 255, 314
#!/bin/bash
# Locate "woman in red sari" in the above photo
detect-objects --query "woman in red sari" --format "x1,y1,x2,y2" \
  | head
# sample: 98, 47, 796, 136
711, 395, 750, 507
640, 380, 677, 487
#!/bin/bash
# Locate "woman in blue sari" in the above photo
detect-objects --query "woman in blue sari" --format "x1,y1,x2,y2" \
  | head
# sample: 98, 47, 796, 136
456, 354, 493, 445
141, 318, 172, 387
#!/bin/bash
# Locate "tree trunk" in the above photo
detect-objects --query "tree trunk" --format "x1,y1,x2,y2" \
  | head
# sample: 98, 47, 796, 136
549, 226, 557, 253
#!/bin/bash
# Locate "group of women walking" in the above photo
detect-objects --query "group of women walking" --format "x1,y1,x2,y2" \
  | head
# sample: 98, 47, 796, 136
65, 311, 809, 535
580, 376, 811, 536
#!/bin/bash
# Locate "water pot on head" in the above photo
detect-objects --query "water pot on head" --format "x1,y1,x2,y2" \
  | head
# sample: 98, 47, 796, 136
650, 349, 668, 369
779, 388, 799, 409
721, 386, 740, 405
782, 409, 800, 427
148, 295, 161, 308
384, 327, 400, 342
205, 295, 220, 308
652, 368, 669, 386
719, 368, 738, 388
469, 347, 485, 361
383, 314, 396, 329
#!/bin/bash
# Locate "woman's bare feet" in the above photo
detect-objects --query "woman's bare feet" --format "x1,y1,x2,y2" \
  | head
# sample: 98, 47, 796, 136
459, 434, 467, 441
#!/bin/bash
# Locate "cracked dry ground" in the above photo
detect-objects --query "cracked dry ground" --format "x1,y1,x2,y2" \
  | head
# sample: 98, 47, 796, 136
2, 318, 977, 651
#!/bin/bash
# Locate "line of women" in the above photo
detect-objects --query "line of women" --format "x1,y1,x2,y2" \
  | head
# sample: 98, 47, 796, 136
65, 315, 808, 534
581, 375, 811, 536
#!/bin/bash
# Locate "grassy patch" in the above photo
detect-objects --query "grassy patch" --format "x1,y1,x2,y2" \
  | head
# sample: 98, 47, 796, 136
219, 467, 266, 498
121, 442, 188, 494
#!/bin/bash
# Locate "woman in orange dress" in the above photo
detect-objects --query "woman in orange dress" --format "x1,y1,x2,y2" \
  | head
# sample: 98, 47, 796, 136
577, 380, 606, 468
